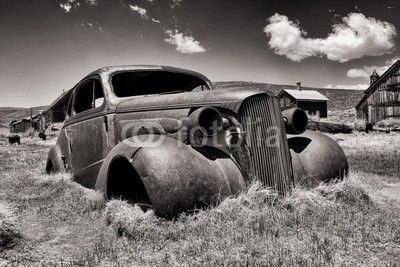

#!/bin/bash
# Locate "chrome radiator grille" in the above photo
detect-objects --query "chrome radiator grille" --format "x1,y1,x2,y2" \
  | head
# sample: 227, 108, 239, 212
238, 94, 294, 191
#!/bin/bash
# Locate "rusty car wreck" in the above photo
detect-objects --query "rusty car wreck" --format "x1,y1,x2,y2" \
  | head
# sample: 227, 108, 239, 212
46, 65, 348, 217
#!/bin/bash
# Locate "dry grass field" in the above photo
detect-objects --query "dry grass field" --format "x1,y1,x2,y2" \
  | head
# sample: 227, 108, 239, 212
0, 130, 399, 266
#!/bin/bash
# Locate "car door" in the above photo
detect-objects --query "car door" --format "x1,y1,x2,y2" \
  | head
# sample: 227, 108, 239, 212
66, 76, 112, 188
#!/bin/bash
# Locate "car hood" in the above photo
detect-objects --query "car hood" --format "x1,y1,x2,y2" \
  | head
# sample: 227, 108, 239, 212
115, 87, 275, 113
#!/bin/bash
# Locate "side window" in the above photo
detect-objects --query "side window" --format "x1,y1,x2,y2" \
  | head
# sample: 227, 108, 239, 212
66, 93, 73, 118
73, 79, 105, 115
191, 84, 209, 92
93, 79, 104, 108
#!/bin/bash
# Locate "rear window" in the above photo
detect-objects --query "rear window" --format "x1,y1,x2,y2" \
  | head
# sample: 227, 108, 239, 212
111, 71, 209, 97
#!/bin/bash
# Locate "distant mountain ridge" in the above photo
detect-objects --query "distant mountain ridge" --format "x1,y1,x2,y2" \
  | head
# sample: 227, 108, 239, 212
0, 106, 48, 128
214, 82, 364, 110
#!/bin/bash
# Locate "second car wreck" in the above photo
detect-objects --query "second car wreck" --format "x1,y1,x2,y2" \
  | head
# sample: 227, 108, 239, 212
46, 65, 349, 217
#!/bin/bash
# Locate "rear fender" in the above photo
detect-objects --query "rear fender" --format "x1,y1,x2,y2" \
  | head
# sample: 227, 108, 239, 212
95, 135, 245, 217
288, 130, 349, 187
46, 144, 65, 173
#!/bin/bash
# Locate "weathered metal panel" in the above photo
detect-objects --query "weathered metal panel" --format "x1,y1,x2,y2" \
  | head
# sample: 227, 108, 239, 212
289, 130, 349, 187
46, 65, 352, 218
115, 88, 275, 114
68, 117, 105, 169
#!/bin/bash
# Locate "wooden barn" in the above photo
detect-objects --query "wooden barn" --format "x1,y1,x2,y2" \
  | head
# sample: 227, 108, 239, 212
278, 83, 329, 118
9, 118, 32, 133
38, 89, 72, 130
8, 90, 71, 133
356, 60, 400, 124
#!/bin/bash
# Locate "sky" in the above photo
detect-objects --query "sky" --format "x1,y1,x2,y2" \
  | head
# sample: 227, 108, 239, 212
0, 0, 399, 108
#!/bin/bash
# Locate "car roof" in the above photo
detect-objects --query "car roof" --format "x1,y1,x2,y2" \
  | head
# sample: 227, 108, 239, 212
83, 65, 212, 84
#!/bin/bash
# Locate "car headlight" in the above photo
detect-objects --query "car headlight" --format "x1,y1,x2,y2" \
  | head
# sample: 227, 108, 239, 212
227, 127, 245, 147
187, 107, 223, 137
282, 108, 308, 134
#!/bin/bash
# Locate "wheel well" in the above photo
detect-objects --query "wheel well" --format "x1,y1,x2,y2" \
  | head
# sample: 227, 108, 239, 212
107, 157, 152, 208
46, 159, 54, 174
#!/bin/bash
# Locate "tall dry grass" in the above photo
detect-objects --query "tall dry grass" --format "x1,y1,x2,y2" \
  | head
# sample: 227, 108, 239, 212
0, 127, 9, 139
0, 139, 107, 264
82, 176, 398, 266
0, 202, 21, 250
375, 118, 400, 129
0, 132, 399, 266
332, 132, 400, 181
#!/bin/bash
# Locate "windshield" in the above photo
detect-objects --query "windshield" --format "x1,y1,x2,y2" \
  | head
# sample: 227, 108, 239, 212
111, 71, 210, 97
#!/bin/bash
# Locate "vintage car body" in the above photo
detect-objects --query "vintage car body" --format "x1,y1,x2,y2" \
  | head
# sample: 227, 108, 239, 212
46, 65, 348, 217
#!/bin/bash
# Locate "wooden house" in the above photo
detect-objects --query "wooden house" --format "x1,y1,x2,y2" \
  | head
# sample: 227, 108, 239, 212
356, 60, 400, 123
9, 113, 44, 133
9, 118, 32, 133
278, 83, 329, 118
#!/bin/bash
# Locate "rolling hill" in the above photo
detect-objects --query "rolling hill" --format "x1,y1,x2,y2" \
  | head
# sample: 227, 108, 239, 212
0, 106, 48, 128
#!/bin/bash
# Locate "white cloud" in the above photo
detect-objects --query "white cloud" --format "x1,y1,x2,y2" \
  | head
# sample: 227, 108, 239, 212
81, 20, 102, 31
60, 0, 95, 13
129, 4, 149, 20
264, 13, 397, 62
151, 18, 160, 24
2, 92, 21, 96
324, 84, 369, 90
164, 30, 206, 54
347, 57, 400, 79
170, 0, 183, 9
60, 2, 72, 13
85, 0, 97, 5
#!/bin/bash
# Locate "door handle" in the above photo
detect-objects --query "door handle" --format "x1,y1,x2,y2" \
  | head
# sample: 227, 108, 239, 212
65, 129, 73, 153
65, 129, 73, 140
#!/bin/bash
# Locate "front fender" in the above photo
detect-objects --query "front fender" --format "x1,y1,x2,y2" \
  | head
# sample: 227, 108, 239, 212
288, 130, 349, 187
96, 135, 245, 217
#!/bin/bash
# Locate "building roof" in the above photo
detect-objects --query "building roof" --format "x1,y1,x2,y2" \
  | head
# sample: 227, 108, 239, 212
278, 89, 329, 101
356, 60, 400, 109
371, 69, 379, 77
355, 94, 368, 110
10, 118, 30, 125
365, 60, 400, 95
42, 89, 72, 114
10, 120, 22, 125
